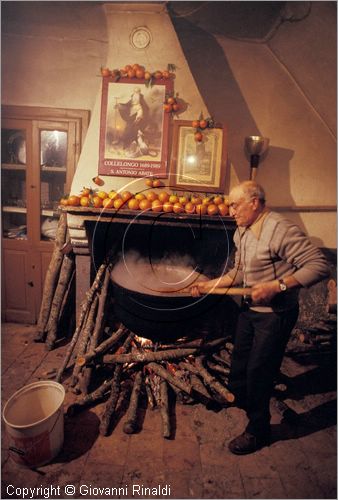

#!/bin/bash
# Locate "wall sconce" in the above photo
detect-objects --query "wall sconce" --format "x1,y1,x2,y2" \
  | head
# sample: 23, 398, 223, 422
244, 136, 270, 180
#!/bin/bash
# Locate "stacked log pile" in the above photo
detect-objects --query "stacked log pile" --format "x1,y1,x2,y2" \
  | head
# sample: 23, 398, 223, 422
35, 213, 75, 349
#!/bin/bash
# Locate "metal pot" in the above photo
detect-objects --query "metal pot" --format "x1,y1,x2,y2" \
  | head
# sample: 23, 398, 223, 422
111, 280, 233, 342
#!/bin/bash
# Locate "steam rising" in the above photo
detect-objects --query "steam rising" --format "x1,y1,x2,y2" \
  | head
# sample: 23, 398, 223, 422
111, 250, 207, 296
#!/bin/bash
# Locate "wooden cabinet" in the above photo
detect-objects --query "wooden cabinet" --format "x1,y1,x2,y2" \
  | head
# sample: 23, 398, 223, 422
1, 106, 89, 323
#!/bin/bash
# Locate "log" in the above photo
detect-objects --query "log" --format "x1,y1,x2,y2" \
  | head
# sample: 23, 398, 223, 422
212, 353, 231, 368
146, 362, 192, 395
159, 380, 171, 439
206, 360, 230, 377
145, 379, 155, 410
76, 325, 128, 367
35, 213, 68, 341
71, 294, 99, 388
123, 371, 143, 434
103, 347, 197, 365
55, 263, 107, 383
99, 332, 134, 436
195, 356, 235, 403
67, 378, 113, 416
45, 253, 75, 350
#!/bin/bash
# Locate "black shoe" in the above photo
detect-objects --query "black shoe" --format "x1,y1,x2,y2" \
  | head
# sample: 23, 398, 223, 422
228, 431, 270, 455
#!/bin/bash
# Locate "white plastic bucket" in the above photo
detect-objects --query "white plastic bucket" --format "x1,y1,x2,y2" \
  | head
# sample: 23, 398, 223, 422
2, 380, 65, 468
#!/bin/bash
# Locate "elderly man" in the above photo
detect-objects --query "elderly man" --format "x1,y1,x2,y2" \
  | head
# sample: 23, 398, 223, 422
191, 180, 329, 454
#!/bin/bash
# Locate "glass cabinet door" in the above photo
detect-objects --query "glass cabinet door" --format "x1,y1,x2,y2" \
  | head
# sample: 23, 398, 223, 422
40, 128, 67, 241
1, 126, 28, 240
35, 121, 76, 242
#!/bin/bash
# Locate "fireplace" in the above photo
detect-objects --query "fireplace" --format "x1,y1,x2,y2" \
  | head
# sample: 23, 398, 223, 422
65, 207, 238, 340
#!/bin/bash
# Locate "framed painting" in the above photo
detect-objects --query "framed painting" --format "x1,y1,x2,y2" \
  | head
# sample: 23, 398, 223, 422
98, 76, 173, 178
170, 120, 227, 193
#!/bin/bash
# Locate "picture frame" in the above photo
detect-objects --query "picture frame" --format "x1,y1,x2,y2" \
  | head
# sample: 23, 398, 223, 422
169, 120, 227, 193
98, 76, 173, 178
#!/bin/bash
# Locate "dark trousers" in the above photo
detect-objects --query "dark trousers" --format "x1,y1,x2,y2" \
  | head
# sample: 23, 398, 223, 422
228, 305, 299, 438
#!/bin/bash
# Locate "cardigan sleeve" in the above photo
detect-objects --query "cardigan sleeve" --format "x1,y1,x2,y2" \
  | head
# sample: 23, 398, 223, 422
271, 219, 330, 287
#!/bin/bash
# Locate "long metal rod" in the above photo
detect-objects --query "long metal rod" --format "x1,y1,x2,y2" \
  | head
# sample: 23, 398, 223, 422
157, 287, 252, 296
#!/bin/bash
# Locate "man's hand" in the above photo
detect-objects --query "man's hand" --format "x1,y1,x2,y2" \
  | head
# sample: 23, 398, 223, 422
251, 280, 280, 304
190, 281, 212, 297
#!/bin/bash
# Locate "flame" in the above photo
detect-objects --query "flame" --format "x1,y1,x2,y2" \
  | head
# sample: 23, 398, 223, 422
134, 335, 154, 348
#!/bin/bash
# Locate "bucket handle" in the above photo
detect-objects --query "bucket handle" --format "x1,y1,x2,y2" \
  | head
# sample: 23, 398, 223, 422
7, 408, 62, 457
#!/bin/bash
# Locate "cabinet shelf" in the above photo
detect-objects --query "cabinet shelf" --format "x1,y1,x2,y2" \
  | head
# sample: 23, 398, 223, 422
2, 206, 27, 213
41, 166, 67, 173
2, 163, 26, 171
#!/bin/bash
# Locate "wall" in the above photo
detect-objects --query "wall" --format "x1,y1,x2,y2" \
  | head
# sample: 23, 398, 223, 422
2, 1, 336, 247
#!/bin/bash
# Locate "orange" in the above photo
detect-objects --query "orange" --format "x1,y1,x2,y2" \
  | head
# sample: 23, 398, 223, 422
184, 202, 196, 214
121, 191, 133, 202
127, 69, 136, 78
163, 104, 172, 113
136, 69, 145, 79
154, 70, 162, 79
60, 197, 68, 206
145, 178, 153, 187
152, 179, 162, 188
113, 198, 124, 210
199, 119, 208, 129
191, 195, 202, 205
162, 70, 170, 79
158, 191, 169, 203
92, 196, 103, 208
108, 190, 119, 200
80, 187, 91, 197
102, 198, 114, 208
213, 195, 223, 206
144, 71, 152, 80
128, 198, 140, 210
167, 97, 176, 105
135, 193, 146, 201
194, 132, 203, 142
218, 203, 229, 216
67, 195, 80, 207
207, 204, 218, 216
139, 199, 152, 211
152, 199, 163, 212
163, 201, 173, 213
173, 202, 184, 214
80, 196, 90, 207
202, 197, 211, 205
169, 194, 179, 204
146, 191, 158, 202
101, 67, 110, 77
97, 190, 108, 200
192, 120, 200, 129
195, 204, 207, 215
179, 195, 188, 205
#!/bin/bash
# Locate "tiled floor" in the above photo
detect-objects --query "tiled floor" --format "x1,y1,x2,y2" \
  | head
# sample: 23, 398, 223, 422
1, 322, 337, 499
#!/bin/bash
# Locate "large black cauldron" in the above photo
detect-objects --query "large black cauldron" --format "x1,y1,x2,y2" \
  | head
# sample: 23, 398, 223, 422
111, 280, 237, 343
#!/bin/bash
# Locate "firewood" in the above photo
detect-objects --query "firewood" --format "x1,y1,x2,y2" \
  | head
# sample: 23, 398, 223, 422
298, 332, 334, 345
35, 213, 68, 341
81, 268, 114, 392
206, 360, 230, 377
67, 378, 113, 416
190, 373, 215, 404
71, 294, 99, 388
159, 379, 171, 439
45, 253, 75, 350
99, 332, 134, 436
76, 325, 128, 367
123, 371, 143, 434
195, 356, 235, 403
145, 378, 155, 410
56, 263, 107, 383
103, 347, 197, 365
212, 353, 231, 367
146, 362, 192, 395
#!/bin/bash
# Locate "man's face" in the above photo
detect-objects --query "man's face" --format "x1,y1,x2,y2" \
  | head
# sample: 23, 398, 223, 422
228, 188, 259, 227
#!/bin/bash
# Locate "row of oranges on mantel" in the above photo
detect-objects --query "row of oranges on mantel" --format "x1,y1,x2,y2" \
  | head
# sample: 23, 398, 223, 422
60, 188, 230, 216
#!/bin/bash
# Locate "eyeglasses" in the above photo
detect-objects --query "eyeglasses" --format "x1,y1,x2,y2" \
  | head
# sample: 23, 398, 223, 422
228, 197, 256, 211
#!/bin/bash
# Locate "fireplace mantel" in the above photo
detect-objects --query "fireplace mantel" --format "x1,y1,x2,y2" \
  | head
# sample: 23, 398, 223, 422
64, 206, 236, 253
